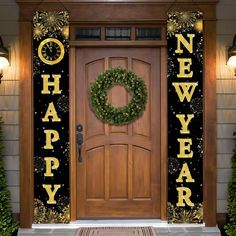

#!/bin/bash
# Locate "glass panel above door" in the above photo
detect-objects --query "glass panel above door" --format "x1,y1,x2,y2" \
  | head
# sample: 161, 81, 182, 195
105, 27, 131, 40
75, 27, 101, 40
136, 27, 161, 40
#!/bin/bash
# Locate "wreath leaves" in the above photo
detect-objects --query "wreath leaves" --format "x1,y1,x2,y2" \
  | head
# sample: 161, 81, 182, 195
89, 67, 148, 125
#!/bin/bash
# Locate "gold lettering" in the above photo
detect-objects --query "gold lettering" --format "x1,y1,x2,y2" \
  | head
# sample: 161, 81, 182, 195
42, 102, 61, 122
176, 187, 194, 207
172, 82, 198, 102
44, 130, 59, 149
42, 184, 61, 204
176, 163, 195, 183
41, 74, 62, 95
177, 138, 193, 158
44, 157, 60, 177
176, 114, 194, 134
177, 58, 193, 78
175, 34, 195, 54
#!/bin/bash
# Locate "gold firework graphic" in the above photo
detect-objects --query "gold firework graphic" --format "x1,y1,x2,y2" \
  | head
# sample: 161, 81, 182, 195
39, 11, 69, 32
33, 23, 48, 41
167, 20, 179, 37
34, 199, 47, 223
167, 11, 203, 34
168, 203, 203, 223
34, 198, 70, 224
176, 12, 197, 28
33, 11, 40, 25
195, 19, 203, 33
62, 26, 69, 39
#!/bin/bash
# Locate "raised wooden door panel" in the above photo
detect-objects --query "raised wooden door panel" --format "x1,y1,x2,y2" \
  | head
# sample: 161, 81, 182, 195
76, 48, 161, 218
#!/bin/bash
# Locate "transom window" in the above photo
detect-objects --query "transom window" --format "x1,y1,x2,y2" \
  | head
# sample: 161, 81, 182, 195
72, 25, 164, 41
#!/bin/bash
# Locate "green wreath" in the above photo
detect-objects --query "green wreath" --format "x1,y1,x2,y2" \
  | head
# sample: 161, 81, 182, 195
89, 67, 148, 125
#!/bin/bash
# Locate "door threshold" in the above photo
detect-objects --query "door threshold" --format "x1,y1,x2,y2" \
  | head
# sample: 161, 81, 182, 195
32, 219, 205, 229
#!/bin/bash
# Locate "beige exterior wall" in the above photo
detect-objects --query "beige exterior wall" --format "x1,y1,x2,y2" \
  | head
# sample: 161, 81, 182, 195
216, 0, 236, 213
0, 0, 20, 214
0, 0, 235, 215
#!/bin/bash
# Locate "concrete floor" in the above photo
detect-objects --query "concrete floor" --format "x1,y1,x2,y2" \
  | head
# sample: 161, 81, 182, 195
18, 227, 222, 236
17, 220, 222, 236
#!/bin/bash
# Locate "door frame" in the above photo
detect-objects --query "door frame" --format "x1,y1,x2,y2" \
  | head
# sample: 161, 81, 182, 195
17, 0, 218, 228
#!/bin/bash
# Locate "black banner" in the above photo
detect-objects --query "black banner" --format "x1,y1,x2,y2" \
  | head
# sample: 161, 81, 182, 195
33, 11, 70, 223
167, 11, 203, 223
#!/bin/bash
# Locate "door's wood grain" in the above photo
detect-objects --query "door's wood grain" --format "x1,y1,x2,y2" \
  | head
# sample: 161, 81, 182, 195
133, 146, 151, 199
85, 60, 105, 139
76, 48, 160, 218
109, 145, 128, 199
132, 59, 151, 138
86, 147, 105, 199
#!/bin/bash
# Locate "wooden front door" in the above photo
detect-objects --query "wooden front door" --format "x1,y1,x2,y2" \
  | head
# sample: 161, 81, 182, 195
76, 48, 161, 218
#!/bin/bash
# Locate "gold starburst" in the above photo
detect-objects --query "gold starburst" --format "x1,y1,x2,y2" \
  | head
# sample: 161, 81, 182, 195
34, 199, 46, 223
167, 20, 179, 37
168, 202, 203, 223
177, 209, 197, 223
195, 19, 203, 32
33, 23, 47, 41
194, 203, 203, 220
40, 11, 68, 32
176, 12, 197, 28
62, 26, 69, 39
33, 198, 70, 224
60, 206, 70, 223
33, 11, 40, 25
45, 209, 60, 223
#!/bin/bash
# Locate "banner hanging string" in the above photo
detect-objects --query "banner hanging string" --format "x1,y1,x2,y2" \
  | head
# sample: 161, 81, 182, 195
166, 0, 202, 14
33, 0, 70, 13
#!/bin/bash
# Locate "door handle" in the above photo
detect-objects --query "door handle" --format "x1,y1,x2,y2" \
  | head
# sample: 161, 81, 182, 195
77, 124, 83, 162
